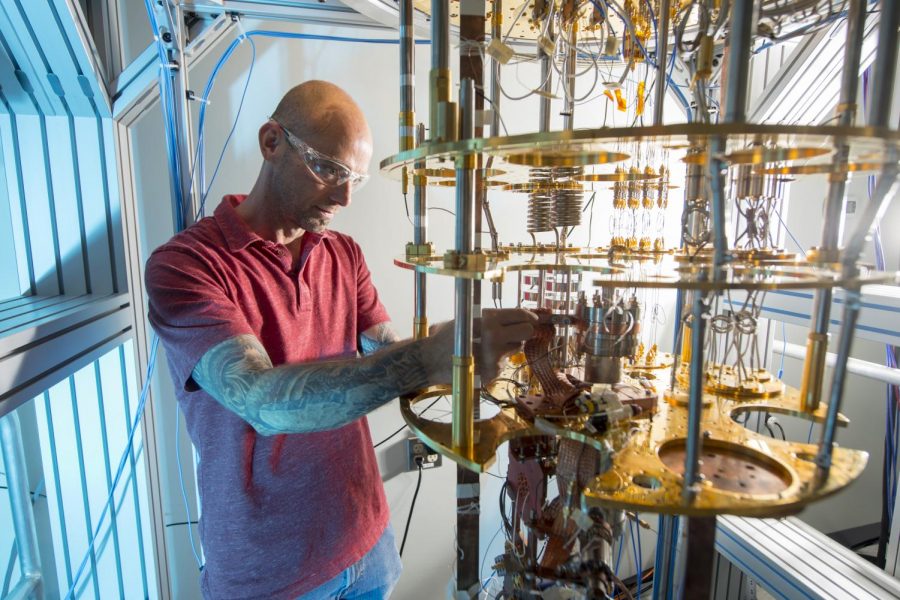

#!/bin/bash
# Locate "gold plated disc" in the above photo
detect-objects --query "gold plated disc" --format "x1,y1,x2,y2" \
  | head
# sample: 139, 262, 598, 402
504, 149, 630, 167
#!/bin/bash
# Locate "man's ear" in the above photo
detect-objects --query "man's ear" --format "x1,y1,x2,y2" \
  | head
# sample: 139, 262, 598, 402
259, 121, 281, 161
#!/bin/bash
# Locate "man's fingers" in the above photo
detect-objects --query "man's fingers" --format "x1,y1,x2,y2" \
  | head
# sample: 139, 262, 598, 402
482, 307, 539, 325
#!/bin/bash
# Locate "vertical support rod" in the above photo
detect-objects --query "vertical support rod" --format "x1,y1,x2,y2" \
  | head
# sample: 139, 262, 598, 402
653, 0, 671, 126
452, 80, 478, 597
0, 413, 42, 599
430, 0, 456, 142
562, 22, 577, 131
722, 0, 754, 123
172, 5, 196, 226
414, 124, 429, 339
458, 6, 486, 595
399, 0, 416, 153
869, 0, 900, 129
801, 0, 867, 412
538, 22, 553, 132
682, 289, 707, 501
452, 79, 476, 458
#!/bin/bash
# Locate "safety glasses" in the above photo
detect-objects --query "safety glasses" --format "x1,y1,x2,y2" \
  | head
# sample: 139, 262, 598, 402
271, 117, 369, 190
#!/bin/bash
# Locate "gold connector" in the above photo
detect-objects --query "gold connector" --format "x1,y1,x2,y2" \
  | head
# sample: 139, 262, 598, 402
452, 355, 475, 457
406, 242, 435, 258
800, 332, 829, 412
681, 321, 693, 364
414, 317, 428, 340
443, 250, 488, 270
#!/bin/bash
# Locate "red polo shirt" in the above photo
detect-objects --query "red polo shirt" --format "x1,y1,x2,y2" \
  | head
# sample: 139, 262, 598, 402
145, 195, 391, 599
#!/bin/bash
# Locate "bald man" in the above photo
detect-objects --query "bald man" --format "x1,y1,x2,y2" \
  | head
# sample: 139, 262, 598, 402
145, 81, 535, 599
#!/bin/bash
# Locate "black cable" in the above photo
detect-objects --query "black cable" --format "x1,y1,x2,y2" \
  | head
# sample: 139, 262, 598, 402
373, 396, 444, 449
166, 520, 199, 528
399, 460, 424, 557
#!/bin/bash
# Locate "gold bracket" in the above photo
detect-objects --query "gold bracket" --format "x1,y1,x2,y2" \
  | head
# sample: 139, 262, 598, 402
406, 242, 435, 258
414, 317, 428, 340
443, 250, 488, 270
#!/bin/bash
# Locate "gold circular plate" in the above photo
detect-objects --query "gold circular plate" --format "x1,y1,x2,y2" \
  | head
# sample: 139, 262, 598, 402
504, 150, 630, 167
682, 146, 832, 165
754, 162, 889, 175
659, 439, 792, 495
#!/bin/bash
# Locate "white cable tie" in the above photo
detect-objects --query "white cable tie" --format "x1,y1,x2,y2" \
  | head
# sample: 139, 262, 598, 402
457, 502, 481, 515
233, 15, 247, 44
457, 482, 480, 498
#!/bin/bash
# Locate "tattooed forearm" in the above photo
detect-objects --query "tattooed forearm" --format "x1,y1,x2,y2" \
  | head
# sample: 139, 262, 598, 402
359, 322, 400, 355
192, 333, 430, 435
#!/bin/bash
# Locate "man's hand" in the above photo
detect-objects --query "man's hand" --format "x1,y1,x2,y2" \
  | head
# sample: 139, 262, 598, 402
421, 308, 537, 385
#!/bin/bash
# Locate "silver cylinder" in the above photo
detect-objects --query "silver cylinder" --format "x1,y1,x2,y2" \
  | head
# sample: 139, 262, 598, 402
869, 0, 900, 129
683, 291, 708, 501
654, 0, 671, 125
723, 0, 755, 122
431, 0, 449, 72
454, 80, 477, 357
0, 413, 42, 598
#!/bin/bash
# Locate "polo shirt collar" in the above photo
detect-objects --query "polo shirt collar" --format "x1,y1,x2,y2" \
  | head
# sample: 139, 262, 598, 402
214, 195, 333, 253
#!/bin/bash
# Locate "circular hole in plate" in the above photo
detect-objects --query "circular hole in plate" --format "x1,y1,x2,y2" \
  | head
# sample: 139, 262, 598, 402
632, 474, 662, 490
658, 438, 792, 495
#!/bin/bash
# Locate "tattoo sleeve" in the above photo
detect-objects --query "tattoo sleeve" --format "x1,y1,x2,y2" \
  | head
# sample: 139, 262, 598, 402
191, 333, 429, 435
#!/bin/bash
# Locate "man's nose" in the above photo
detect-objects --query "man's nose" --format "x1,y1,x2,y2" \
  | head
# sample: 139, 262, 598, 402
330, 181, 353, 207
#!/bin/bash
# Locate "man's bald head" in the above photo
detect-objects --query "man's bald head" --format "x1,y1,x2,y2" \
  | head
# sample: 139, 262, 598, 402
270, 80, 371, 150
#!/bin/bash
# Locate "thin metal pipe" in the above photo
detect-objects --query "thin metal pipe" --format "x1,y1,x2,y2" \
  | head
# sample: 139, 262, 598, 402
653, 0, 671, 126
0, 412, 42, 599
429, 0, 454, 141
868, 0, 899, 130
491, 0, 502, 136
414, 124, 428, 339
816, 289, 860, 481
683, 290, 708, 501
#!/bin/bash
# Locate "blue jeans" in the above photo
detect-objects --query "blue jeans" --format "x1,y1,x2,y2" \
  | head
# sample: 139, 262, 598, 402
297, 524, 402, 599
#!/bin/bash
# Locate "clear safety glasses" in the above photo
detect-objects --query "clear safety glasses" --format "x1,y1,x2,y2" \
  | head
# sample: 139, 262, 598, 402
271, 118, 369, 190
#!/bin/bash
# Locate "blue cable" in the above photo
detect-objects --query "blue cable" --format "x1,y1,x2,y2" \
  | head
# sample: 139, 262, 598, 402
65, 337, 160, 600
631, 517, 643, 600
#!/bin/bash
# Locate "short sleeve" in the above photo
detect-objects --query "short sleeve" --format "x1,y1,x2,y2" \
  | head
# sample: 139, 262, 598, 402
145, 248, 255, 391
353, 245, 390, 334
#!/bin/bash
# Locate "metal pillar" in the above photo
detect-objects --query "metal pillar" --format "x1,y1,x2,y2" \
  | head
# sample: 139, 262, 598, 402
0, 413, 42, 599
430, 0, 456, 142
653, 0, 671, 126
800, 0, 867, 413
413, 124, 429, 340
151, 1, 197, 229
453, 80, 478, 597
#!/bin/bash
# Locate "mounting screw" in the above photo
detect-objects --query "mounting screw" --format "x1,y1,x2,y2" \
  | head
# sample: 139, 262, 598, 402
161, 31, 173, 43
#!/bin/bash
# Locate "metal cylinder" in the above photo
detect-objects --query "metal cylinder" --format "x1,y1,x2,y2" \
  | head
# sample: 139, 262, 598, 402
0, 413, 42, 598
539, 21, 553, 132
399, 0, 416, 152
414, 123, 428, 339
868, 0, 899, 129
723, 0, 755, 123
815, 290, 861, 481
452, 80, 477, 457
683, 291, 707, 501
429, 0, 456, 142
654, 0, 671, 125
563, 22, 577, 131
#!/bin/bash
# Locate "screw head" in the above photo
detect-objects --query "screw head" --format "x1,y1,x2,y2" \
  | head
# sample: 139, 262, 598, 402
161, 31, 173, 43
